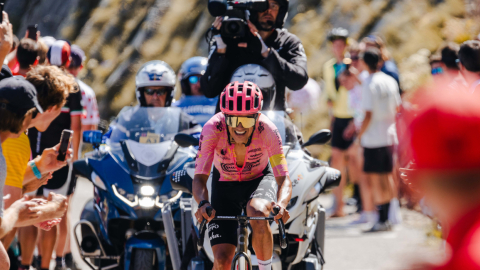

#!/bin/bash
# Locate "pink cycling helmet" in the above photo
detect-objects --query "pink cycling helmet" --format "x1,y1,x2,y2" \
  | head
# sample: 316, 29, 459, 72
220, 81, 263, 115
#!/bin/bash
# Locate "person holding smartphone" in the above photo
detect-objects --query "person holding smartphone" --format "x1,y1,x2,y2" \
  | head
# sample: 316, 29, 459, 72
27, 40, 82, 270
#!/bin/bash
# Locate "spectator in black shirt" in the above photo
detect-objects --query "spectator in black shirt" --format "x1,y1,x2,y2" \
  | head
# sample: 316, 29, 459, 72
201, 0, 308, 112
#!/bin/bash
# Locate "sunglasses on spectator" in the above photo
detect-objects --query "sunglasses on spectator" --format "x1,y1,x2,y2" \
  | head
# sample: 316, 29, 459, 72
189, 76, 200, 84
144, 88, 167, 96
431, 67, 443, 75
225, 114, 258, 128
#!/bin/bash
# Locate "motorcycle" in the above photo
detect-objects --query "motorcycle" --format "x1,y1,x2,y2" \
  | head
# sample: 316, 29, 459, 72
171, 111, 341, 270
72, 107, 200, 270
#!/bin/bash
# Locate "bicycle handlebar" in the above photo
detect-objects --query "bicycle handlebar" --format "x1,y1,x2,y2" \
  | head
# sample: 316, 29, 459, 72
197, 205, 288, 249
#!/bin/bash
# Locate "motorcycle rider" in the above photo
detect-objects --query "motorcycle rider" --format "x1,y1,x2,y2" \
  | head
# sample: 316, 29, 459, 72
173, 56, 218, 126
201, 0, 308, 112
193, 81, 292, 270
106, 60, 200, 141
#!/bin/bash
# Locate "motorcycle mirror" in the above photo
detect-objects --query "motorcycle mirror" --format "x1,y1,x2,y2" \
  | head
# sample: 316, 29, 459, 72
73, 160, 93, 180
302, 129, 332, 147
174, 133, 199, 148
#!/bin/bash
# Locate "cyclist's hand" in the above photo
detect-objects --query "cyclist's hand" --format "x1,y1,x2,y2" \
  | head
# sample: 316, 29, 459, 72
271, 202, 290, 224
195, 203, 215, 223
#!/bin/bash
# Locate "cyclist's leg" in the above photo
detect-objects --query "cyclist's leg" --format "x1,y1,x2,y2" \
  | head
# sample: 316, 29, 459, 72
247, 173, 277, 264
212, 244, 236, 270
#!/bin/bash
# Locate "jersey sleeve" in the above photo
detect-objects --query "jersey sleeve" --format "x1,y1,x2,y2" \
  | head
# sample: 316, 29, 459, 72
69, 85, 83, 117
261, 117, 289, 177
194, 116, 219, 176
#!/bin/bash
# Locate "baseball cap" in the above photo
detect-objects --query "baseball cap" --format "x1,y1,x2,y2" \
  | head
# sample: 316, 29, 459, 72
0, 77, 44, 116
40, 36, 56, 48
70, 45, 86, 68
47, 40, 71, 67
408, 89, 480, 171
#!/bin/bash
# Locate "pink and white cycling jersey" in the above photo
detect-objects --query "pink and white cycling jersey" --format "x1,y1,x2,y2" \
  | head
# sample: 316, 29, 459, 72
195, 113, 289, 181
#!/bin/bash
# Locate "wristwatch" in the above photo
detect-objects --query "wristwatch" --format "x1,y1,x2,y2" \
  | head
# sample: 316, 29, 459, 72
28, 160, 42, 179
198, 200, 210, 208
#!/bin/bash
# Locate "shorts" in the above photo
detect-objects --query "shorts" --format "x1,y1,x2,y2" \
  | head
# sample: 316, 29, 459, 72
331, 117, 354, 150
208, 166, 278, 247
38, 162, 76, 197
363, 146, 393, 173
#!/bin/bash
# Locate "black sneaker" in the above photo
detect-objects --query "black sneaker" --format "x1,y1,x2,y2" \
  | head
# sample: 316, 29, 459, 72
64, 253, 81, 270
364, 221, 392, 233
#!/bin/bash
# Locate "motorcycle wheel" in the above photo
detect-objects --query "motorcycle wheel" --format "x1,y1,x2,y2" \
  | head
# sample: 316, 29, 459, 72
130, 249, 155, 270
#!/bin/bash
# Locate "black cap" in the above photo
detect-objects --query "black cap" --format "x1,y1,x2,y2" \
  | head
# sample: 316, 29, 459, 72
0, 77, 44, 116
70, 44, 85, 68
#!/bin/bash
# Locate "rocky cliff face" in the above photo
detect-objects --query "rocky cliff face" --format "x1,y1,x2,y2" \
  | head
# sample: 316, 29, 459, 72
5, 0, 476, 124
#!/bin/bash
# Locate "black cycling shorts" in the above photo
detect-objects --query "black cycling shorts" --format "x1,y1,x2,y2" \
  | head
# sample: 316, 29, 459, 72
209, 165, 277, 247
363, 146, 394, 173
331, 117, 354, 150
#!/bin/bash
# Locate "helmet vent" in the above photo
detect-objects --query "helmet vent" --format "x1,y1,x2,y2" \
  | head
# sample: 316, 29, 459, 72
254, 96, 259, 108
222, 95, 226, 109
229, 88, 234, 97
246, 100, 251, 111
238, 84, 243, 93
237, 96, 243, 111
247, 88, 251, 97
229, 100, 234, 111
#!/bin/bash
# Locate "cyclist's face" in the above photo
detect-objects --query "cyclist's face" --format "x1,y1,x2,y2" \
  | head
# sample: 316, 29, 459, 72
227, 114, 256, 144
144, 86, 167, 107
32, 104, 63, 132
257, 0, 279, 31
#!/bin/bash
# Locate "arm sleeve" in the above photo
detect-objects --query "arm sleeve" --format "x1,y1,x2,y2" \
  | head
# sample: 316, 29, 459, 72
262, 120, 289, 177
70, 88, 84, 117
200, 43, 232, 99
262, 40, 308, 91
194, 119, 218, 176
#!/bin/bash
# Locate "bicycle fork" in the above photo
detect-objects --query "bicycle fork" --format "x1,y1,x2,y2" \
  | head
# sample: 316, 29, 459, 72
232, 216, 252, 270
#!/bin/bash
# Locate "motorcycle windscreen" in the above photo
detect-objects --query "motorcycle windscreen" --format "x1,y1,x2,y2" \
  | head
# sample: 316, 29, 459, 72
261, 110, 300, 149
108, 107, 191, 180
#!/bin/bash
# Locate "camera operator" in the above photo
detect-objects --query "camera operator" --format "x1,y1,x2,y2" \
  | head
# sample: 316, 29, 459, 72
201, 0, 308, 112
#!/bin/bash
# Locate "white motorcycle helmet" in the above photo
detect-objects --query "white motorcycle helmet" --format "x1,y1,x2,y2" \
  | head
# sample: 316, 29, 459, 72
136, 60, 176, 107
230, 64, 276, 110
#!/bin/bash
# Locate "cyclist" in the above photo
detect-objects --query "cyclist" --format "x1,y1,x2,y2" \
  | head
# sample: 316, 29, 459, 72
193, 81, 292, 270
173, 56, 218, 126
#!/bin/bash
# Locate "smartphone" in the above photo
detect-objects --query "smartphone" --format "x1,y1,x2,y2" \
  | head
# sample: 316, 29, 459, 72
0, 3, 4, 22
57, 130, 73, 161
27, 24, 37, 40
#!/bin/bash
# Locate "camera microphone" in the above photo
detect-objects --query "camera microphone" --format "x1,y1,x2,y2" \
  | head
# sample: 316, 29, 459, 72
208, 0, 227, 17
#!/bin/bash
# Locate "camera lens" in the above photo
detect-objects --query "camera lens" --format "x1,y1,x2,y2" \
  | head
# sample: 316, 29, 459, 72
228, 22, 239, 33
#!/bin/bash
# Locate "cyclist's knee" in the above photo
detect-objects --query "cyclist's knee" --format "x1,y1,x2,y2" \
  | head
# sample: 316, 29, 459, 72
213, 248, 235, 269
246, 199, 270, 218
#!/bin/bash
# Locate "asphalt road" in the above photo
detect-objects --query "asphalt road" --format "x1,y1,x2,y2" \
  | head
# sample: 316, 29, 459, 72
66, 178, 445, 270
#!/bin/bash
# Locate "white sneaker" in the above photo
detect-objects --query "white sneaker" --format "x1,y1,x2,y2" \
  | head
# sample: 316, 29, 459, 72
388, 198, 403, 225
350, 211, 378, 225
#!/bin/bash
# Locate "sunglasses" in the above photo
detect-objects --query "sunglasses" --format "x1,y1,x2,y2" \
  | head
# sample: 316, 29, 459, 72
189, 76, 200, 84
144, 88, 168, 96
225, 114, 258, 128
431, 67, 443, 75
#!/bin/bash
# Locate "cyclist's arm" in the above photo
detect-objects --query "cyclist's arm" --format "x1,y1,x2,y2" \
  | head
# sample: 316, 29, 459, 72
275, 175, 292, 209
193, 174, 210, 204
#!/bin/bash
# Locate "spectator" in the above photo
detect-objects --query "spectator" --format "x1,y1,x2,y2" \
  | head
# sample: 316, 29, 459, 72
13, 38, 39, 77
200, 0, 308, 112
457, 40, 480, 92
0, 77, 45, 269
362, 35, 402, 95
37, 38, 49, 65
324, 27, 355, 217
287, 78, 321, 118
27, 39, 81, 270
406, 89, 480, 269
3, 65, 74, 269
68, 45, 100, 132
357, 48, 401, 232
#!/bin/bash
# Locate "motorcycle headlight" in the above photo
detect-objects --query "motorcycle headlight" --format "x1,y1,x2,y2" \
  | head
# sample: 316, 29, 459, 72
140, 185, 155, 196
91, 172, 107, 190
304, 182, 321, 202
155, 190, 183, 208
139, 197, 155, 208
112, 185, 138, 207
